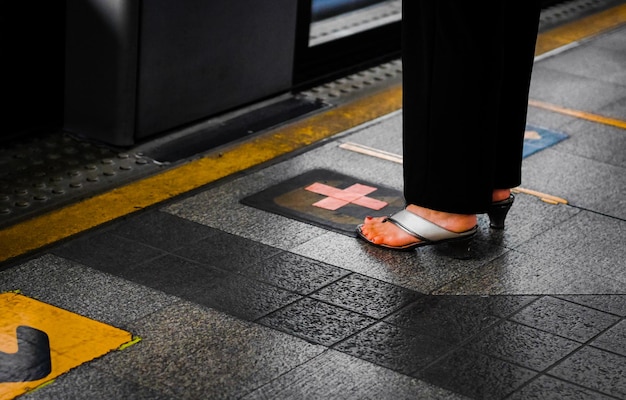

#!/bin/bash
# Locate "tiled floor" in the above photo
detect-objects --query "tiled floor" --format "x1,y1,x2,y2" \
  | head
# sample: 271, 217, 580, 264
2, 15, 626, 400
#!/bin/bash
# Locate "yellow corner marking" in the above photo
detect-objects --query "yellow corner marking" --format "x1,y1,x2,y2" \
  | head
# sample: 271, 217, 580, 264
535, 3, 626, 56
0, 85, 402, 264
118, 336, 142, 351
529, 99, 626, 130
0, 292, 133, 400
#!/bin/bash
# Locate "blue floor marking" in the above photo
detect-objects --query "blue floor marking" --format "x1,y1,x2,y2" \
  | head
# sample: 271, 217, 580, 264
523, 125, 568, 158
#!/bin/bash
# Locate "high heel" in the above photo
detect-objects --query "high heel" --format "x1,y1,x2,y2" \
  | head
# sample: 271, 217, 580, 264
487, 194, 515, 229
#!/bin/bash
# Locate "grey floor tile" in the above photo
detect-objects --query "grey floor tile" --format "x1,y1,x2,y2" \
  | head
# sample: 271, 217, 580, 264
536, 42, 626, 87
589, 319, 626, 357
109, 210, 221, 252
428, 294, 540, 318
554, 119, 626, 168
384, 295, 501, 345
556, 294, 626, 317
20, 365, 172, 400
561, 272, 626, 294
464, 320, 581, 371
601, 95, 626, 121
509, 296, 621, 343
51, 230, 166, 276
415, 348, 537, 400
521, 150, 626, 219
291, 230, 506, 294
339, 111, 403, 156
475, 194, 581, 249
334, 322, 455, 375
0, 254, 177, 328
593, 25, 626, 53
311, 273, 422, 319
530, 65, 624, 114
434, 250, 576, 295
189, 273, 302, 321
548, 346, 626, 399
117, 253, 230, 295
119, 253, 302, 321
171, 230, 282, 272
515, 211, 626, 287
93, 301, 326, 400
243, 251, 350, 295
242, 350, 469, 400
507, 375, 614, 400
258, 297, 376, 346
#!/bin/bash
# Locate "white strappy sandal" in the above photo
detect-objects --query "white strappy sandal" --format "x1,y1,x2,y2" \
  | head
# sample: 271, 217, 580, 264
356, 209, 477, 252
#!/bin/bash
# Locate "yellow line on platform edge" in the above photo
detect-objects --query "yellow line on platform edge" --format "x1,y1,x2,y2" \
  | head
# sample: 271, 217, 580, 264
535, 3, 626, 55
0, 86, 402, 263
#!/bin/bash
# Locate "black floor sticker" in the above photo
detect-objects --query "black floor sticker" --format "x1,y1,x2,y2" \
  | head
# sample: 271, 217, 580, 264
241, 169, 404, 236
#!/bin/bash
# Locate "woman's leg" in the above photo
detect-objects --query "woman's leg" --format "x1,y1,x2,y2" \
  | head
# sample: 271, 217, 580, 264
492, 0, 542, 192
360, 0, 541, 247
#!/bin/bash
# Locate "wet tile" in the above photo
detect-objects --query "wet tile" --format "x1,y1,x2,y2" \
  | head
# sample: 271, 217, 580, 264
476, 193, 580, 249
536, 44, 626, 87
516, 212, 626, 281
20, 365, 172, 400
443, 295, 539, 318
334, 322, 455, 375
464, 320, 581, 371
529, 65, 622, 116
548, 346, 626, 399
171, 230, 281, 272
509, 296, 620, 343
242, 350, 467, 400
94, 301, 326, 400
415, 348, 536, 400
258, 297, 375, 346
0, 254, 177, 328
554, 119, 626, 168
561, 271, 626, 294
119, 254, 229, 292
120, 254, 301, 321
190, 273, 302, 321
555, 294, 626, 317
384, 295, 500, 345
244, 251, 350, 295
163, 178, 328, 250
507, 375, 614, 400
109, 210, 220, 252
311, 273, 422, 319
590, 319, 626, 357
51, 230, 166, 275
435, 250, 576, 295
521, 151, 626, 220
291, 230, 505, 294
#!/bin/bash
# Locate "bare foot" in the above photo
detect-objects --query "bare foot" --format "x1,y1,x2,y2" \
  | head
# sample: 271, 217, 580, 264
359, 204, 477, 248
492, 188, 512, 202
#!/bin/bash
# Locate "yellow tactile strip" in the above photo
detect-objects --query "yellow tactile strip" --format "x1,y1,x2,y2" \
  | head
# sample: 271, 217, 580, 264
2, 4, 626, 264
0, 86, 402, 263
535, 3, 626, 56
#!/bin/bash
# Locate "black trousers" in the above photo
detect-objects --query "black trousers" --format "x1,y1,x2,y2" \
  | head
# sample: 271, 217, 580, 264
402, 0, 542, 214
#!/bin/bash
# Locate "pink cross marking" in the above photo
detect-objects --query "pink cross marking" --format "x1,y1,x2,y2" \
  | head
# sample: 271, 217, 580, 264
305, 182, 388, 211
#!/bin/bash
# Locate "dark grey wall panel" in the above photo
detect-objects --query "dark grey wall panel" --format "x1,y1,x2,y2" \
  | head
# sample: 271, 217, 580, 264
136, 0, 298, 139
64, 0, 140, 146
64, 0, 297, 146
